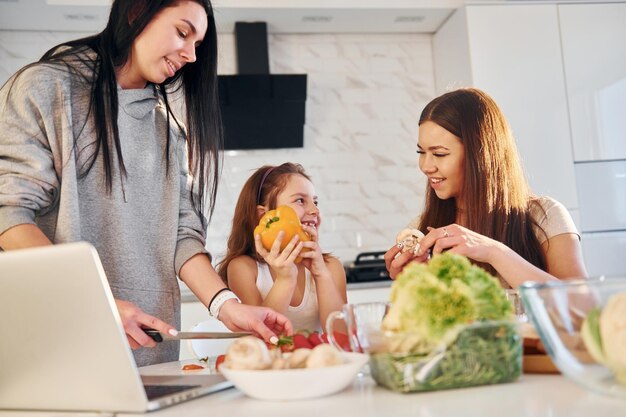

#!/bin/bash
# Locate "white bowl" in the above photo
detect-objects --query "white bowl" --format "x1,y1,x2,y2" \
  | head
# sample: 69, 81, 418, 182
219, 352, 368, 401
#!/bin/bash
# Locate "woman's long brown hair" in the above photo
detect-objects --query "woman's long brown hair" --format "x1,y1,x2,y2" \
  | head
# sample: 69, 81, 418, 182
417, 88, 547, 276
216, 163, 312, 283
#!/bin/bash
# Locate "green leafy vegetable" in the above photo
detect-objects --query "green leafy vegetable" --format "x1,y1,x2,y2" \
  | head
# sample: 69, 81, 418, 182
370, 321, 521, 392
581, 307, 604, 365
581, 293, 626, 384
382, 253, 513, 352
369, 253, 520, 392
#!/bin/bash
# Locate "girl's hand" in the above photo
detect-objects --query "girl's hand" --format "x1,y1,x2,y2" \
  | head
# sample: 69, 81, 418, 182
114, 299, 177, 349
384, 243, 429, 279
298, 224, 329, 278
255, 231, 303, 280
416, 224, 504, 264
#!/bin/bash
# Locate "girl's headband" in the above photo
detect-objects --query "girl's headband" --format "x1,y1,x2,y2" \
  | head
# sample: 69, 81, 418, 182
257, 166, 276, 205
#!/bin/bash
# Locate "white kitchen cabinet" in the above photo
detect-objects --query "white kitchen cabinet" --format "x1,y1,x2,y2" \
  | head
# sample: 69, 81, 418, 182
580, 231, 626, 278
574, 159, 626, 276
433, 5, 578, 210
575, 160, 626, 233
559, 3, 626, 162
346, 284, 391, 304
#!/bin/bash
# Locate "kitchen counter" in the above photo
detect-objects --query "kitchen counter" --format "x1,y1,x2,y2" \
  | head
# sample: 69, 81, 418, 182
2, 373, 624, 417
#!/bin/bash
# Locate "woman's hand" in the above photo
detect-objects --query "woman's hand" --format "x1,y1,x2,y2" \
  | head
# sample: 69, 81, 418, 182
416, 224, 504, 264
255, 230, 303, 281
114, 299, 177, 349
218, 300, 293, 343
384, 243, 429, 279
298, 224, 330, 279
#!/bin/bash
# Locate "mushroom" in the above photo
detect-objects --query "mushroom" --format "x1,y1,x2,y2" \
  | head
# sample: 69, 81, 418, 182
305, 344, 344, 368
224, 336, 272, 370
286, 348, 311, 369
271, 357, 289, 370
395, 228, 425, 254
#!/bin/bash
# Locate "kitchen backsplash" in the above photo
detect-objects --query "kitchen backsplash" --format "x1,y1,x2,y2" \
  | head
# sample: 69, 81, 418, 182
0, 30, 435, 263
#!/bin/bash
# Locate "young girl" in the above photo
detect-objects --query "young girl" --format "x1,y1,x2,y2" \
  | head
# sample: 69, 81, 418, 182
0, 0, 290, 366
384, 88, 588, 288
218, 163, 347, 331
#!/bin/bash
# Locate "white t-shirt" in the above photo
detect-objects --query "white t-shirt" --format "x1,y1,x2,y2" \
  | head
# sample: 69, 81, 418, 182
529, 196, 579, 243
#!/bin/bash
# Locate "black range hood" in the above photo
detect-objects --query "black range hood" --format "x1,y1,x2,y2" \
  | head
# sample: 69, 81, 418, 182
218, 22, 307, 150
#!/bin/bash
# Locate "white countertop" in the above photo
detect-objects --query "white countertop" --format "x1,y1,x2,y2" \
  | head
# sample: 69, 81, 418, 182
2, 373, 625, 417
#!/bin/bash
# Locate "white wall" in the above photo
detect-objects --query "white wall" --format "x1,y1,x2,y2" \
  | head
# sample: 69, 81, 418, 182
0, 30, 436, 264
433, 5, 579, 211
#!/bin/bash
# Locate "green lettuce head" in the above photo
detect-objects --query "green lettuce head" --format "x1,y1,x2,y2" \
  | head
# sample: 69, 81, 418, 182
382, 253, 513, 352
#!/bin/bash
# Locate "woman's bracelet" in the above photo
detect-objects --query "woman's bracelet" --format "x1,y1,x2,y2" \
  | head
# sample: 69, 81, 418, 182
208, 288, 241, 318
208, 287, 230, 309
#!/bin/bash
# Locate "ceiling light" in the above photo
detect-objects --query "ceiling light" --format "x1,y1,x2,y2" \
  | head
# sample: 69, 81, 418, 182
395, 16, 425, 23
46, 0, 110, 5
301, 16, 333, 23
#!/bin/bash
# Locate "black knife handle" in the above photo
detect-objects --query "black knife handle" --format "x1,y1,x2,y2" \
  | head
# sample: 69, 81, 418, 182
143, 328, 163, 342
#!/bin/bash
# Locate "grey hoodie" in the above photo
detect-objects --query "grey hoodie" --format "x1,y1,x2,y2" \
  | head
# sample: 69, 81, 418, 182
0, 49, 209, 366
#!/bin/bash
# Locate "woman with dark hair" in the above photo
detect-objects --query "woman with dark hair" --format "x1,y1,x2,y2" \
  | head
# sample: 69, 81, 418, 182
0, 0, 290, 366
384, 88, 587, 288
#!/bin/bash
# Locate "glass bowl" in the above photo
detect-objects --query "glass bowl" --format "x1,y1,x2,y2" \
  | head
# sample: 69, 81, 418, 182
520, 277, 626, 399
366, 320, 522, 393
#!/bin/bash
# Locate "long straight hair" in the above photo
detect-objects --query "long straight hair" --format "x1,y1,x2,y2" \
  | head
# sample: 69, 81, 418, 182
417, 88, 547, 274
216, 163, 312, 283
4, 0, 222, 225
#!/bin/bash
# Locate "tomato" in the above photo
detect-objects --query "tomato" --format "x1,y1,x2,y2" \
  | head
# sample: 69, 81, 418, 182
254, 205, 310, 262
213, 355, 226, 372
182, 363, 205, 371
329, 331, 352, 352
308, 331, 323, 347
280, 343, 294, 353
215, 354, 226, 371
269, 334, 294, 352
293, 333, 313, 349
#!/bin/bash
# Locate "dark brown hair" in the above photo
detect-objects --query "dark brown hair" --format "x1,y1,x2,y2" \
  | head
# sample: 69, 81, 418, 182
217, 163, 312, 283
417, 88, 547, 274
3, 0, 221, 226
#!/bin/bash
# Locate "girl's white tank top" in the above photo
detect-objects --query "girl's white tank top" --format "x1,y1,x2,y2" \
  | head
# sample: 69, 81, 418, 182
255, 262, 321, 332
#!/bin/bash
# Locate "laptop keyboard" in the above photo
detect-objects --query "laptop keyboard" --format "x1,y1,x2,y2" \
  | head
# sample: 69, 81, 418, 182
144, 385, 201, 400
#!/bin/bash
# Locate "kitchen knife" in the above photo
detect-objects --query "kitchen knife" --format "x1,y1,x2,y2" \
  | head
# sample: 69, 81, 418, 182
144, 328, 251, 342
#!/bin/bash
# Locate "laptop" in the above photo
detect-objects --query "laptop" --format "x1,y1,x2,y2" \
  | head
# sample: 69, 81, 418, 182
0, 242, 233, 413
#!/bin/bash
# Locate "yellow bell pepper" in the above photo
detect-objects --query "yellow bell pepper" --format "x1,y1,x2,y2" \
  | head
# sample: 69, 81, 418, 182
254, 205, 311, 262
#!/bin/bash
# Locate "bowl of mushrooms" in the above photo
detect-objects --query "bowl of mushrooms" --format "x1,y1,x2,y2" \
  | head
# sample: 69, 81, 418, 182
218, 336, 368, 401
